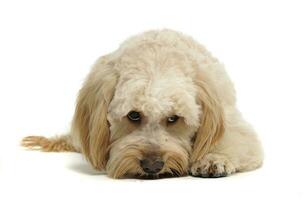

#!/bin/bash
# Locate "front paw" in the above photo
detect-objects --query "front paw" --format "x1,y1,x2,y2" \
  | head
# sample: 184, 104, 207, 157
189, 153, 235, 178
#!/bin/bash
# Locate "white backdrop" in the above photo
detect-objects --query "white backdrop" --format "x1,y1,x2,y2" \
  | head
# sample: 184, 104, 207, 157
0, 0, 306, 200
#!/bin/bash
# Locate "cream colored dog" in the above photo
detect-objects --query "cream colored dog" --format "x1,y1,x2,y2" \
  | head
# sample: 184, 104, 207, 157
22, 29, 263, 179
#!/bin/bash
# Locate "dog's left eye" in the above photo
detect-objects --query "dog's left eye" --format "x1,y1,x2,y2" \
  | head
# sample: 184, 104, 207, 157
127, 111, 141, 122
167, 115, 179, 124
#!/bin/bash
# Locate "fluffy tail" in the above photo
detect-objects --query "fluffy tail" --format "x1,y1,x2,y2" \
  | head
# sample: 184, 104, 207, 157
21, 135, 78, 152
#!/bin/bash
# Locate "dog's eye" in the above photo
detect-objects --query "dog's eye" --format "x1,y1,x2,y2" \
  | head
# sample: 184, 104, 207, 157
127, 111, 141, 122
167, 115, 179, 124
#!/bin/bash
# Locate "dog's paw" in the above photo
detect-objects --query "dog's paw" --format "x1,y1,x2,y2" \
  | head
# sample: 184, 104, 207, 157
189, 153, 235, 178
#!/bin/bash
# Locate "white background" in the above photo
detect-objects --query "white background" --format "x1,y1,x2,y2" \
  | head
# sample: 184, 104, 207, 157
0, 0, 306, 199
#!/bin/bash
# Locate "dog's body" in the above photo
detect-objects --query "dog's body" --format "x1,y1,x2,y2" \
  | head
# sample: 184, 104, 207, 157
22, 30, 263, 178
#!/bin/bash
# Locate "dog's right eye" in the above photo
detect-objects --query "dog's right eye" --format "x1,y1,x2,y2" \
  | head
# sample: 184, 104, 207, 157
127, 111, 141, 122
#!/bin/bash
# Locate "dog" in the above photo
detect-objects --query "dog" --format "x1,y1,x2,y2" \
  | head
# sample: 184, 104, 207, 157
22, 29, 263, 179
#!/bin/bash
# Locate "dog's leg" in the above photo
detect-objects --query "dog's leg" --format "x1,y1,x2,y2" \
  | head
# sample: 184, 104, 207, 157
190, 109, 263, 178
21, 134, 78, 152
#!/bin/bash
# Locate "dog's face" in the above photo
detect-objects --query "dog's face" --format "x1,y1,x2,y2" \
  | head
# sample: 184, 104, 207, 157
73, 43, 224, 178
106, 47, 201, 178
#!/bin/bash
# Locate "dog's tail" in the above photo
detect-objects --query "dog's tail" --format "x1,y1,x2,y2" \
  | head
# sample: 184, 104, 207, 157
21, 134, 78, 152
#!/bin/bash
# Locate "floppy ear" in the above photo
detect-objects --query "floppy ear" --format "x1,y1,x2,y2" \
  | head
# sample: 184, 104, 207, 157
72, 56, 118, 170
191, 72, 225, 162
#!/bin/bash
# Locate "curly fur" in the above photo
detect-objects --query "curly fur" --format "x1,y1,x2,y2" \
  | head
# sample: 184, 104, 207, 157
22, 29, 263, 179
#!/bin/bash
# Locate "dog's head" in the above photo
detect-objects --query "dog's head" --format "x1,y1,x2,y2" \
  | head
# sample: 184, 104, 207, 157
72, 41, 224, 179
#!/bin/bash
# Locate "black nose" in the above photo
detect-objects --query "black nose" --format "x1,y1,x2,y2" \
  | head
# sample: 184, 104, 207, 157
140, 158, 164, 174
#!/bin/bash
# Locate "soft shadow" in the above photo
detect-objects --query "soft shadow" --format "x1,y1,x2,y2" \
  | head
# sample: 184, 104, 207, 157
67, 159, 106, 176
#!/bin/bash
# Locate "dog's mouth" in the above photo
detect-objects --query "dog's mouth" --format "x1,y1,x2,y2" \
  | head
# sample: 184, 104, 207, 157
125, 169, 186, 179
138, 173, 175, 179
131, 173, 176, 179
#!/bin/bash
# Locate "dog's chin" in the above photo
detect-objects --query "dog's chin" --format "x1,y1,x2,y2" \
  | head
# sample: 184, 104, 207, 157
126, 171, 185, 180
107, 160, 188, 179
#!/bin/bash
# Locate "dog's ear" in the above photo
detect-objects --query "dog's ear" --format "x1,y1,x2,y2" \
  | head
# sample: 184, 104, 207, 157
191, 72, 225, 162
72, 56, 118, 170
